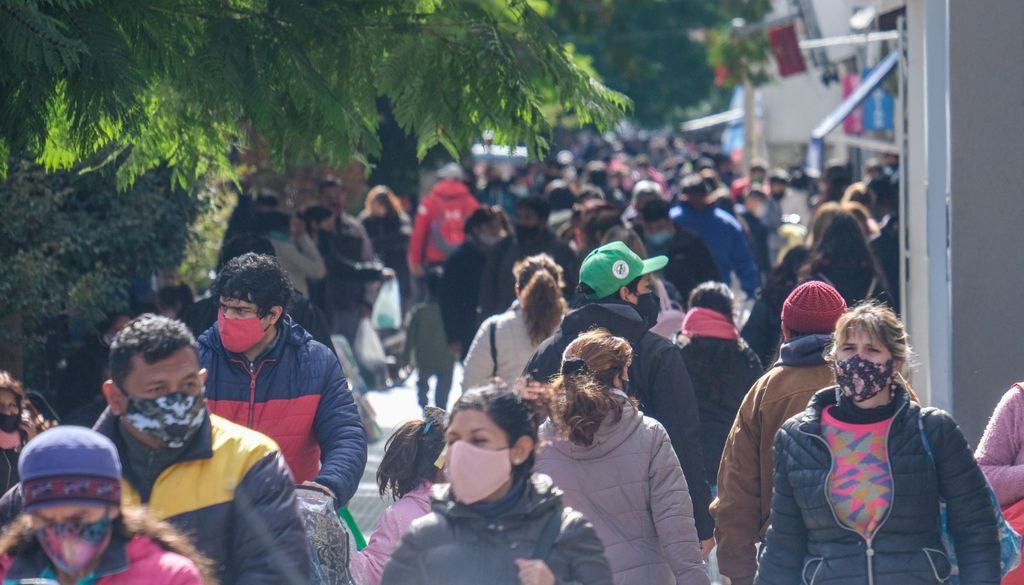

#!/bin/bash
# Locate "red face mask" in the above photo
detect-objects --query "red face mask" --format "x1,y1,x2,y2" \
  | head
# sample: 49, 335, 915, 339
217, 310, 269, 353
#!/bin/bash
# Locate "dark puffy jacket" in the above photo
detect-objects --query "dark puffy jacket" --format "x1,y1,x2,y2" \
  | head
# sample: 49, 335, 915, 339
440, 242, 488, 360
677, 336, 762, 482
198, 316, 367, 505
380, 474, 612, 585
0, 411, 311, 585
756, 387, 1000, 585
477, 230, 579, 319
523, 301, 715, 540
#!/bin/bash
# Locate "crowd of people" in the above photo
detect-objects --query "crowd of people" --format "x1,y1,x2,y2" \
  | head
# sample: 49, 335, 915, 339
4, 135, 1024, 585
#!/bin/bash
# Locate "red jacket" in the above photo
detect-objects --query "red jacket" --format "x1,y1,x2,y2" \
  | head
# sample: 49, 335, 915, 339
0, 535, 203, 584
407, 180, 479, 270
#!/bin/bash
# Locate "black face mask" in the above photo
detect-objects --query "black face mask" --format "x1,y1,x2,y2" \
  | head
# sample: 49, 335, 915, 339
636, 292, 660, 329
0, 413, 19, 433
515, 225, 541, 242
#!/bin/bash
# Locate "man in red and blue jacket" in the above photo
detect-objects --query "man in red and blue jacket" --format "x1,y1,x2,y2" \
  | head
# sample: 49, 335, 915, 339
198, 252, 368, 506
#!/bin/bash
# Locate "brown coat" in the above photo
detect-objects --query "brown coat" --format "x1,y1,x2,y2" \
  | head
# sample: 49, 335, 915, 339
711, 361, 919, 585
710, 363, 834, 585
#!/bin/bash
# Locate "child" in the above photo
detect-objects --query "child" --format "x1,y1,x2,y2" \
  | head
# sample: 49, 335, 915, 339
403, 269, 456, 409
350, 407, 447, 585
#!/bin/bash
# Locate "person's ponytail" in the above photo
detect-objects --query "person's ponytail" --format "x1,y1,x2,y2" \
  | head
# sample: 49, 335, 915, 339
520, 269, 567, 345
550, 331, 636, 447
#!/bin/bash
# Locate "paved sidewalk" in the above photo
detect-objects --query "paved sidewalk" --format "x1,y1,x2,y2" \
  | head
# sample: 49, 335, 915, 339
347, 367, 463, 533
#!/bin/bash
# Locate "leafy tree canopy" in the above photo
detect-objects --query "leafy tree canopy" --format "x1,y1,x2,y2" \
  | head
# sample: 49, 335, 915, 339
539, 0, 733, 126
1, 0, 630, 188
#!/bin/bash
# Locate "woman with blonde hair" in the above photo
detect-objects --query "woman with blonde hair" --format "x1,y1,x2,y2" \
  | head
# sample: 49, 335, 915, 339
361, 184, 412, 303
463, 254, 568, 387
535, 329, 707, 585
756, 303, 998, 585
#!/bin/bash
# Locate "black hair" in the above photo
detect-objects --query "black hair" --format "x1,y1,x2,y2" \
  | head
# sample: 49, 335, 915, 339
688, 281, 735, 320
450, 385, 539, 482
463, 206, 500, 236
578, 275, 642, 301
640, 199, 672, 223
218, 234, 275, 271
300, 205, 333, 225
212, 253, 293, 316
109, 315, 198, 388
98, 311, 132, 336
157, 285, 194, 313
680, 173, 711, 197
377, 407, 447, 501
425, 267, 444, 298
516, 196, 551, 222
254, 211, 291, 235
544, 180, 576, 212
803, 212, 883, 276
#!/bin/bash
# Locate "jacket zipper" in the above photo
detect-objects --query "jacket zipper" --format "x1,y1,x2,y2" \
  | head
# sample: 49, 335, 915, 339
231, 358, 275, 428
795, 399, 908, 585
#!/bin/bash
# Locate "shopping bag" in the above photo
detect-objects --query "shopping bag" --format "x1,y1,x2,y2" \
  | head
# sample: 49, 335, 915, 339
1000, 499, 1024, 585
371, 279, 402, 330
296, 486, 361, 585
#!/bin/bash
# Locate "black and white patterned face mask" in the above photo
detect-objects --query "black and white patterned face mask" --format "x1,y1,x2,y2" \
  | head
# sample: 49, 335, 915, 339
123, 391, 206, 448
833, 355, 895, 403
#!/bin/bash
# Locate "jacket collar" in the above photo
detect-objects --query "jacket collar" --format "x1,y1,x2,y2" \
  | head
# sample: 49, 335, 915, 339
6, 531, 130, 580
95, 408, 214, 473
431, 473, 561, 521
560, 302, 647, 346
796, 384, 914, 435
543, 400, 642, 461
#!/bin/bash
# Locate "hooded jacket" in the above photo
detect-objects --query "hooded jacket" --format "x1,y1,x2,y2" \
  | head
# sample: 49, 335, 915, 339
380, 474, 612, 585
198, 316, 367, 505
523, 302, 715, 540
756, 387, 999, 585
711, 334, 835, 585
0, 534, 204, 585
0, 411, 311, 585
535, 404, 709, 585
408, 179, 480, 271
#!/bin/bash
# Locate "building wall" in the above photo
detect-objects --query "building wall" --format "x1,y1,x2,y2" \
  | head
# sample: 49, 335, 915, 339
947, 0, 1024, 444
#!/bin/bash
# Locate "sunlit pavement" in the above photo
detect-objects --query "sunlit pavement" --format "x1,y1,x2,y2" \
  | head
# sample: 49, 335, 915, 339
346, 365, 464, 533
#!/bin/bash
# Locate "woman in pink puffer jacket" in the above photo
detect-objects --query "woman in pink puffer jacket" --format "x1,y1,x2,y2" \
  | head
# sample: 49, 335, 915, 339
535, 329, 709, 585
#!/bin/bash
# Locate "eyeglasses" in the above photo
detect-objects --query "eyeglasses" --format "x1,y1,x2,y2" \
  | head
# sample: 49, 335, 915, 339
218, 303, 260, 319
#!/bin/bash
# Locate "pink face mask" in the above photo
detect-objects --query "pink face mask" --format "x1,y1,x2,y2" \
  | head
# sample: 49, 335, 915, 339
446, 441, 512, 505
217, 310, 268, 354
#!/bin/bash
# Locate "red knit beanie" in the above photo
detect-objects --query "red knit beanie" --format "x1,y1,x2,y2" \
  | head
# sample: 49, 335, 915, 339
782, 281, 847, 335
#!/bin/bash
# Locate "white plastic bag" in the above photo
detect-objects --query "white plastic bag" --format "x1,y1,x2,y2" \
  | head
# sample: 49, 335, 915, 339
371, 278, 402, 330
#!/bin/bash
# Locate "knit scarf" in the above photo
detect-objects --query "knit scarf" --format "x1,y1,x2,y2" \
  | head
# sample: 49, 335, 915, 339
681, 307, 739, 340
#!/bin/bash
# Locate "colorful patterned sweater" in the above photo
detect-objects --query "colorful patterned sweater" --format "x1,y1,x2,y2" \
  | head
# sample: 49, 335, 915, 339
822, 406, 895, 538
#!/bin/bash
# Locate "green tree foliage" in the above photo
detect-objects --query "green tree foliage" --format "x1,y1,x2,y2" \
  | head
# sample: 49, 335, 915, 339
540, 0, 720, 126
1, 0, 630, 188
706, 0, 773, 87
0, 160, 204, 350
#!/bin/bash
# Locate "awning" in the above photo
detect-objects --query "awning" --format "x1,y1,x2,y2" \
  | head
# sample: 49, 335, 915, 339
805, 50, 899, 176
680, 108, 744, 133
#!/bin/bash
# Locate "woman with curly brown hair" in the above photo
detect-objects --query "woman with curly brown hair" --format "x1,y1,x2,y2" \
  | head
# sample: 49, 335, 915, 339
462, 254, 568, 388
0, 370, 49, 495
0, 426, 216, 585
535, 329, 708, 585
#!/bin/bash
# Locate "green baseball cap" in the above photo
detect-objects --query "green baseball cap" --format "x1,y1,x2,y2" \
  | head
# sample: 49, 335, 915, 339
580, 241, 668, 299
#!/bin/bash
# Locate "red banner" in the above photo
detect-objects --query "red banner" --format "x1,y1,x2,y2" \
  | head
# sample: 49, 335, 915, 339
768, 24, 807, 77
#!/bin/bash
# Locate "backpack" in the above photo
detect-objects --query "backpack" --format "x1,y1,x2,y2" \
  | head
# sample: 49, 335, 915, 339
430, 207, 468, 256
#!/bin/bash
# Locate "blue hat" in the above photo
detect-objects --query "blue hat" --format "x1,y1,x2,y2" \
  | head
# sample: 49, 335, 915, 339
20, 426, 122, 512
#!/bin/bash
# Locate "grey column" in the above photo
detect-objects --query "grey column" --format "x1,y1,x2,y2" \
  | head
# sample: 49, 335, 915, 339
948, 0, 1024, 444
